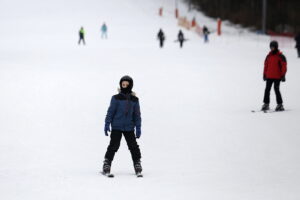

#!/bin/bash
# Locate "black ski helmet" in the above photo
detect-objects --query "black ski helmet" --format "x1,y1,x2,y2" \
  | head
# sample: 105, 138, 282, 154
119, 75, 133, 91
270, 40, 279, 49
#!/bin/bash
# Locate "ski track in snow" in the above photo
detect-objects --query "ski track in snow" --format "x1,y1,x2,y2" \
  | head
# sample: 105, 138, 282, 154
0, 0, 300, 199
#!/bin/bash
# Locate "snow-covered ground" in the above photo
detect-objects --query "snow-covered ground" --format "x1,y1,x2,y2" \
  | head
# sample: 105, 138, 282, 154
0, 0, 300, 199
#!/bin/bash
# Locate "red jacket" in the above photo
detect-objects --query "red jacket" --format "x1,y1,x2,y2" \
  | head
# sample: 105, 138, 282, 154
264, 51, 287, 79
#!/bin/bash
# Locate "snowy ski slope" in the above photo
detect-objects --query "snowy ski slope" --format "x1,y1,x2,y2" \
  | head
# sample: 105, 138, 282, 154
0, 0, 300, 199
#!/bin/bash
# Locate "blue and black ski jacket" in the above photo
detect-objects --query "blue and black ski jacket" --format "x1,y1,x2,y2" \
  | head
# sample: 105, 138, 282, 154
105, 92, 141, 132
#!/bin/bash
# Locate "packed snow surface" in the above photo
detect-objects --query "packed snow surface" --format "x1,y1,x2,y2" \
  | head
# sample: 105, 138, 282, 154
0, 0, 299, 199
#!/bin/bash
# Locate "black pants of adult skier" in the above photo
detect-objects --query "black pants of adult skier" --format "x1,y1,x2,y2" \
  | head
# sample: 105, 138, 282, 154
179, 40, 183, 48
105, 130, 141, 162
159, 40, 164, 48
263, 79, 283, 104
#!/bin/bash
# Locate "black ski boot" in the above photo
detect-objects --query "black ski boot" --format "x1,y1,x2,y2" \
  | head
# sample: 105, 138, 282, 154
133, 160, 143, 177
275, 104, 284, 111
261, 103, 270, 111
102, 158, 113, 176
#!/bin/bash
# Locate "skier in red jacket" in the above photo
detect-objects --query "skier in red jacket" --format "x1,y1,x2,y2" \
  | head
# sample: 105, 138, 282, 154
262, 41, 287, 111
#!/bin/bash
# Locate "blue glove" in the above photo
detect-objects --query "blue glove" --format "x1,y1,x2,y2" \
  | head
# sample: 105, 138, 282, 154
104, 124, 111, 136
135, 128, 141, 139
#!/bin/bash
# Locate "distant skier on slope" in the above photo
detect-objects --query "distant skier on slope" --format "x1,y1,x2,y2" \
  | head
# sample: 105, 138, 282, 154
177, 30, 185, 48
78, 27, 86, 45
261, 41, 287, 111
157, 29, 165, 48
203, 26, 210, 43
101, 23, 108, 39
295, 33, 300, 58
102, 75, 143, 177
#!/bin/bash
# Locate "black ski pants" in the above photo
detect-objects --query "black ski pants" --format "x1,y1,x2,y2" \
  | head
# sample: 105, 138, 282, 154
105, 130, 141, 162
78, 36, 85, 45
263, 79, 283, 104
179, 40, 183, 48
297, 47, 300, 58
159, 39, 164, 48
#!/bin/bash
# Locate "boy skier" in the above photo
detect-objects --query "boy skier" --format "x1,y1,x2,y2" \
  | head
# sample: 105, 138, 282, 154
102, 76, 143, 177
262, 41, 287, 111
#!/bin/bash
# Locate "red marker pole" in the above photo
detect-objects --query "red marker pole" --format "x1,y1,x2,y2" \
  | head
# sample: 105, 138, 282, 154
175, 0, 179, 18
159, 7, 163, 16
217, 18, 222, 36
191, 17, 196, 27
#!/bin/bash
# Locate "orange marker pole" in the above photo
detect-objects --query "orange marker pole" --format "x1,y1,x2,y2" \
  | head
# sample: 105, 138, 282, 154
191, 17, 196, 27
159, 7, 163, 16
217, 18, 222, 36
175, 8, 179, 18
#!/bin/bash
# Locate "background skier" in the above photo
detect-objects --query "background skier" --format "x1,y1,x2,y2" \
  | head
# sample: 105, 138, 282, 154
101, 23, 108, 39
177, 30, 185, 48
203, 26, 210, 43
157, 29, 165, 48
261, 41, 287, 111
102, 75, 142, 177
78, 27, 85, 45
295, 33, 300, 58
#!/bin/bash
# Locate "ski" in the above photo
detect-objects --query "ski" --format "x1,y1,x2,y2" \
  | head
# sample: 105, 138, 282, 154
251, 110, 260, 113
251, 109, 285, 113
101, 172, 114, 178
263, 110, 276, 113
174, 39, 189, 42
251, 109, 271, 113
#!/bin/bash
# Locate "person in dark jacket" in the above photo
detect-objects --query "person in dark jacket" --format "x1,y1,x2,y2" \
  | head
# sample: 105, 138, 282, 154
102, 75, 142, 175
78, 27, 85, 45
262, 41, 287, 111
177, 30, 185, 48
203, 26, 210, 43
157, 29, 165, 48
295, 33, 300, 58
